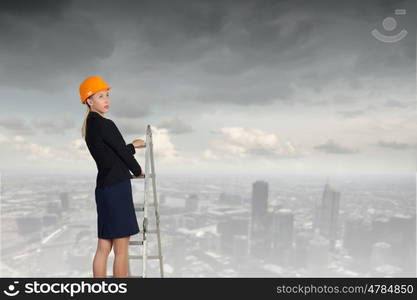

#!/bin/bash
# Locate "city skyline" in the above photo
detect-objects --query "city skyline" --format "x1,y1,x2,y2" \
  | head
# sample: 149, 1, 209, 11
1, 172, 415, 277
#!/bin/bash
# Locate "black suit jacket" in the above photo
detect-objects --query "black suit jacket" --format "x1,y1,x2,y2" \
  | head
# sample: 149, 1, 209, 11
85, 111, 142, 188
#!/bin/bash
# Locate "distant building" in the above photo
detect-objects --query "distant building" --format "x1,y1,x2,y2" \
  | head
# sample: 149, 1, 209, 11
43, 214, 59, 226
249, 180, 271, 258
46, 201, 62, 216
185, 194, 198, 212
207, 231, 221, 253
184, 216, 197, 229
372, 214, 416, 276
60, 192, 69, 211
218, 192, 242, 204
171, 234, 188, 276
343, 216, 372, 259
371, 217, 390, 242
371, 241, 392, 269
16, 215, 42, 236
294, 231, 312, 268
251, 181, 268, 229
268, 208, 294, 265
271, 208, 294, 251
315, 183, 340, 250
307, 230, 330, 274
233, 234, 249, 259
217, 217, 249, 255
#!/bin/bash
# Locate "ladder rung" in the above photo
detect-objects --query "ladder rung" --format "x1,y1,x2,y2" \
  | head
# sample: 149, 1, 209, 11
129, 255, 162, 260
129, 240, 144, 246
134, 203, 155, 211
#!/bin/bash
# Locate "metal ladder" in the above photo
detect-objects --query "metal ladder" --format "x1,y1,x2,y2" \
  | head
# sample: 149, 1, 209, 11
128, 124, 164, 278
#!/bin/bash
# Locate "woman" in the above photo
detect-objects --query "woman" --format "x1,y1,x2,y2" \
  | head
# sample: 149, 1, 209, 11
79, 75, 145, 278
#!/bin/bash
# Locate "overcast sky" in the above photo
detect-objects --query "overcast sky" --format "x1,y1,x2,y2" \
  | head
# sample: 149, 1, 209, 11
0, 0, 415, 177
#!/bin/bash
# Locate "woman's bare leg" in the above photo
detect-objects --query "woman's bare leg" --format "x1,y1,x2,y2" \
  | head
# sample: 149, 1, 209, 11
93, 238, 113, 278
113, 236, 130, 278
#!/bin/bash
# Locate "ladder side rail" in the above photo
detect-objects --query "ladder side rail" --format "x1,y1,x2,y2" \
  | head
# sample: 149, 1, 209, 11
148, 125, 164, 278
142, 126, 152, 278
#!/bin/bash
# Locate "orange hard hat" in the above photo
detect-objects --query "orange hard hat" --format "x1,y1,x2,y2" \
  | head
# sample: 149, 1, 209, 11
79, 75, 111, 104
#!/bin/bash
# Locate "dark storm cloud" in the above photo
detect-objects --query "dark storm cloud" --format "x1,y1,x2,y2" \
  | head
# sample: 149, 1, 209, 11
0, 0, 71, 16
0, 0, 114, 91
158, 117, 193, 134
106, 0, 414, 106
0, 0, 414, 108
315, 139, 358, 154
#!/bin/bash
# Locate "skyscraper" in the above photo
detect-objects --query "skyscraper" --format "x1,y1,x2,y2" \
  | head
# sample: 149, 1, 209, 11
60, 192, 69, 211
316, 183, 340, 250
270, 208, 294, 265
343, 215, 373, 259
250, 180, 269, 258
185, 193, 199, 212
250, 180, 268, 233
307, 229, 330, 274
272, 208, 294, 250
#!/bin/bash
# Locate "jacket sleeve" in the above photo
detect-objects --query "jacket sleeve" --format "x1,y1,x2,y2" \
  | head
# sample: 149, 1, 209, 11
126, 143, 136, 155
100, 119, 142, 177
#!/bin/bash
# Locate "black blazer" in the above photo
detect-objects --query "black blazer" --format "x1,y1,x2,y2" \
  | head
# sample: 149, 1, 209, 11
85, 111, 142, 188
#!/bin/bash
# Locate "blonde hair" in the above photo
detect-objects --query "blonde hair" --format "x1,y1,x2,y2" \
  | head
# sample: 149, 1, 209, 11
81, 100, 91, 139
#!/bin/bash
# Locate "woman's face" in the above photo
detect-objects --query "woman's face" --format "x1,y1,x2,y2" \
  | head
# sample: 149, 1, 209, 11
87, 90, 110, 114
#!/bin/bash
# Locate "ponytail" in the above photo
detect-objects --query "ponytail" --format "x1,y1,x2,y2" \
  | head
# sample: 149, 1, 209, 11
81, 101, 91, 139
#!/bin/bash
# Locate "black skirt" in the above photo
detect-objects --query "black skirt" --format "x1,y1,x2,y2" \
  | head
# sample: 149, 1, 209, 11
95, 178, 140, 239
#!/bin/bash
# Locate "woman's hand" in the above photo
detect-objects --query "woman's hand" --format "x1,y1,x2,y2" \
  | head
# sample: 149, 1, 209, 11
132, 138, 146, 148
133, 172, 145, 178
